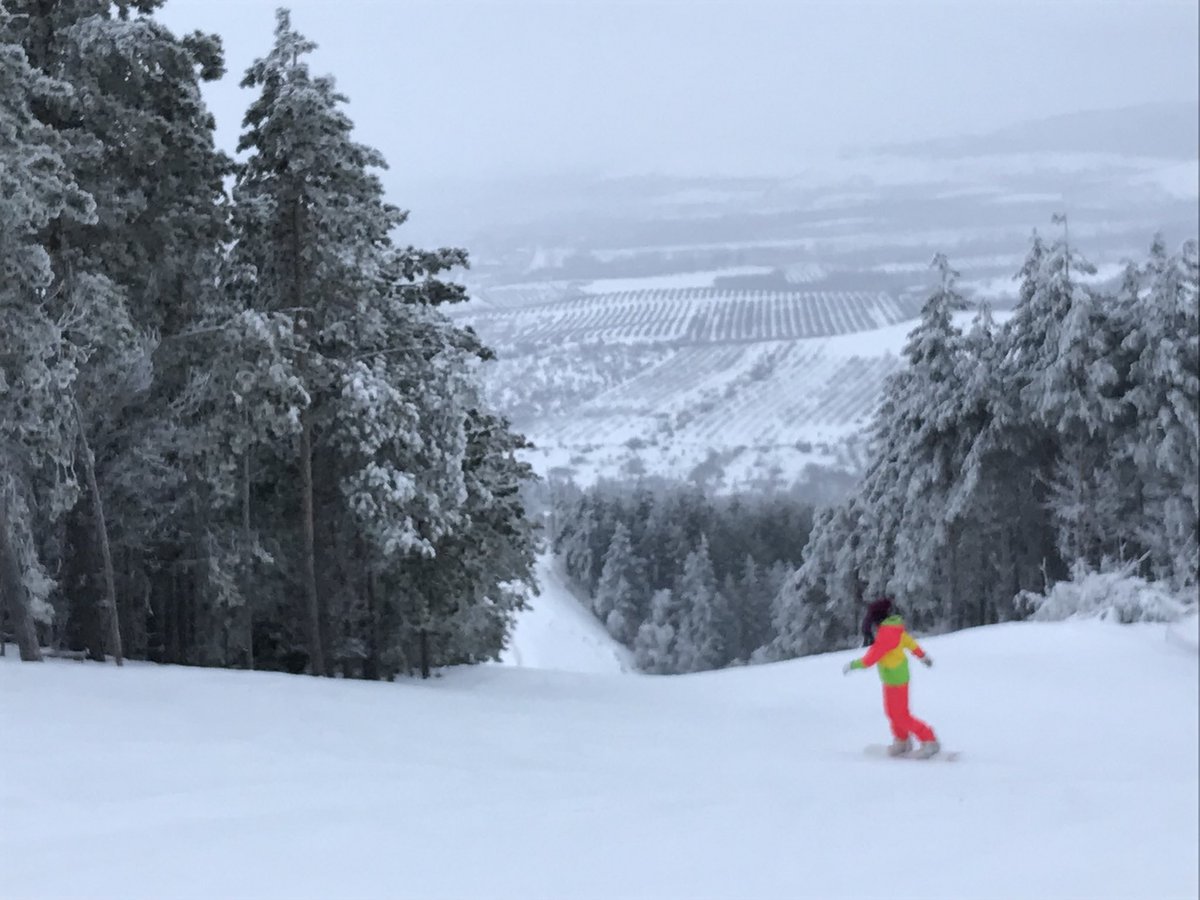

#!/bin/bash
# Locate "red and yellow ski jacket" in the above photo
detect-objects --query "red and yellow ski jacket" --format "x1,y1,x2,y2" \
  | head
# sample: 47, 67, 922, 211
849, 615, 926, 686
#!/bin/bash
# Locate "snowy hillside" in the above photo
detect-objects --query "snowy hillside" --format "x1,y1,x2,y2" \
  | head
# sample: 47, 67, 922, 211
456, 288, 1008, 489
459, 289, 924, 345
4, 619, 1196, 900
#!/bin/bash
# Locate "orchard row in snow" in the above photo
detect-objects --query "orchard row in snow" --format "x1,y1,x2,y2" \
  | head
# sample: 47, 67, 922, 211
0, 6, 538, 676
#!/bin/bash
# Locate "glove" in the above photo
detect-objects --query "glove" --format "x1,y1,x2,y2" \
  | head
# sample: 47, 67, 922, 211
842, 661, 854, 675
920, 656, 933, 668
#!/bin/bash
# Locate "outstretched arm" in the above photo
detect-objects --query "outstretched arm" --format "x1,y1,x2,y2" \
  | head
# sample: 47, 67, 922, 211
903, 632, 932, 666
902, 632, 925, 659
845, 634, 889, 672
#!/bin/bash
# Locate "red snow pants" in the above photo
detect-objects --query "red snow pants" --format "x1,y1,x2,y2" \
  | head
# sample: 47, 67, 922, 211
883, 683, 936, 742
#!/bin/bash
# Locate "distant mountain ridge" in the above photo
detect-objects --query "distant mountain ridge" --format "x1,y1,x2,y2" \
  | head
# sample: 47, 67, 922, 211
859, 102, 1198, 161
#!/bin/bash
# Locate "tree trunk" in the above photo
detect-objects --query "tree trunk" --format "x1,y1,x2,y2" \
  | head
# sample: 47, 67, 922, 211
75, 401, 122, 666
364, 567, 380, 680
167, 569, 180, 662
419, 627, 431, 680
242, 439, 255, 670
948, 523, 962, 629
300, 413, 326, 676
0, 490, 43, 661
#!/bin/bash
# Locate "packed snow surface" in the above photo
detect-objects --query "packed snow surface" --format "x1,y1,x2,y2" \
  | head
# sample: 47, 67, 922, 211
2, 619, 1196, 900
500, 554, 634, 673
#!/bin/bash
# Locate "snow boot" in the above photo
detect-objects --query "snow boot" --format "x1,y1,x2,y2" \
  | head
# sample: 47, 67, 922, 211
912, 740, 940, 759
887, 738, 913, 757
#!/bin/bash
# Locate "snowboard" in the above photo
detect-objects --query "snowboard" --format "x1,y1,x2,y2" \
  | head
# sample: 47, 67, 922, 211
864, 744, 961, 762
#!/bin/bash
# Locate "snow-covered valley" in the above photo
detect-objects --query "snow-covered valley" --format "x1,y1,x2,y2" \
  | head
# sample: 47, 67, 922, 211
456, 294, 1013, 490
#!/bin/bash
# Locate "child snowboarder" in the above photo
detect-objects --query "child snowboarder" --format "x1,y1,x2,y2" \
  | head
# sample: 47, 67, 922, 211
842, 596, 940, 758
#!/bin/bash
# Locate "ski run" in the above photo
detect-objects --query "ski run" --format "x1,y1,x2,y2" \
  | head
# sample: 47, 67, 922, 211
2, 586, 1196, 900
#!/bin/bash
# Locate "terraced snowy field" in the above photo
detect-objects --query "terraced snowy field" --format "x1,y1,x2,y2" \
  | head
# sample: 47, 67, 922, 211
458, 288, 923, 346
451, 287, 960, 489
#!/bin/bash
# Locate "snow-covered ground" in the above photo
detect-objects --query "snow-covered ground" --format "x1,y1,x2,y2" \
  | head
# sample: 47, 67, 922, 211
500, 554, 634, 674
2, 617, 1196, 899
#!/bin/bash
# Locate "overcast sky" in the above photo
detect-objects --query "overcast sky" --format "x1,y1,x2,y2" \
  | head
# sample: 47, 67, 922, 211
158, 0, 1198, 185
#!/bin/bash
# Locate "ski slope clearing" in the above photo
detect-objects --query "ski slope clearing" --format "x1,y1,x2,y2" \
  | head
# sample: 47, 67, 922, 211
501, 554, 634, 674
2, 620, 1196, 900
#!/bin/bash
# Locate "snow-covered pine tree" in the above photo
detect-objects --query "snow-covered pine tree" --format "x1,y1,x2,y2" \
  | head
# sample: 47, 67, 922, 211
436, 407, 539, 664
732, 554, 770, 661
594, 521, 644, 645
768, 500, 864, 660
820, 256, 975, 633
362, 366, 538, 676
224, 9, 411, 674
0, 16, 97, 660
1124, 238, 1200, 586
221, 9, 537, 677
634, 588, 678, 674
853, 370, 912, 603
6, 0, 232, 664
556, 492, 600, 593
944, 301, 1023, 625
674, 536, 734, 672
639, 487, 703, 592
953, 233, 1067, 601
976, 231, 1066, 587
885, 255, 974, 627
1019, 218, 1123, 568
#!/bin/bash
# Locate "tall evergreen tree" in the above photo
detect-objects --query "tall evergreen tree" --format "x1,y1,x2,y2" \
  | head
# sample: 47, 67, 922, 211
594, 521, 644, 645
0, 15, 96, 660
212, 9, 536, 677
1124, 239, 1200, 586
674, 536, 733, 672
634, 588, 678, 674
6, 0, 232, 663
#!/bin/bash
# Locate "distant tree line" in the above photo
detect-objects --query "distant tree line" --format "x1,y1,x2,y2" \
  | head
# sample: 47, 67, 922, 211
1, 4, 538, 676
551, 480, 813, 672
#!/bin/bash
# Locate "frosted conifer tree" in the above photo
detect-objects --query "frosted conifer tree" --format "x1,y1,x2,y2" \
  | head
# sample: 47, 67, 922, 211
1018, 219, 1121, 566
595, 521, 643, 645
0, 18, 96, 660
674, 536, 733, 672
6, 0, 231, 663
769, 501, 863, 660
1124, 239, 1200, 586
634, 588, 678, 674
220, 9, 537, 676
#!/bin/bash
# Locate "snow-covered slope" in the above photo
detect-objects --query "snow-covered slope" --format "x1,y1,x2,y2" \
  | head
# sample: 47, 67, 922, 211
3, 620, 1196, 900
448, 285, 923, 489
461, 301, 1011, 490
501, 554, 634, 674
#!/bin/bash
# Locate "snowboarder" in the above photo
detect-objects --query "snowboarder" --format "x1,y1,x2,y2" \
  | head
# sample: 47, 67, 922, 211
842, 596, 940, 758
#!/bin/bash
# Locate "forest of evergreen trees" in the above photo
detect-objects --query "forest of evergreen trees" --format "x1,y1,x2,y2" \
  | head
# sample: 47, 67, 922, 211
0, 4, 539, 677
551, 480, 813, 672
767, 235, 1197, 661
554, 233, 1198, 672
